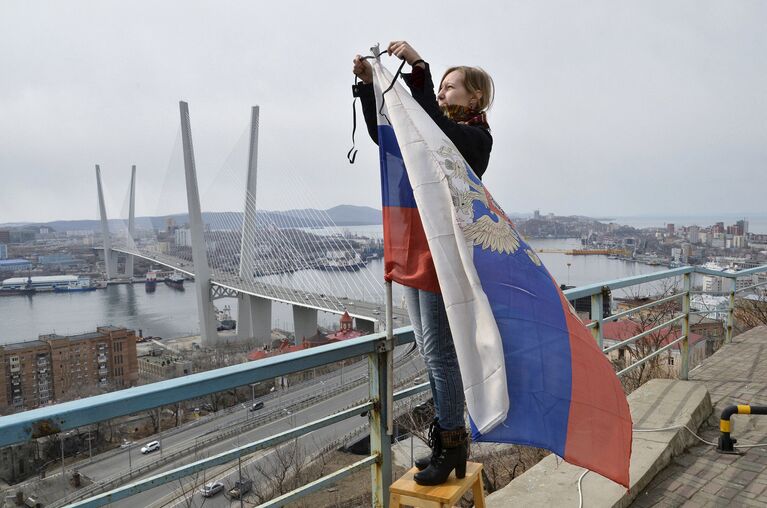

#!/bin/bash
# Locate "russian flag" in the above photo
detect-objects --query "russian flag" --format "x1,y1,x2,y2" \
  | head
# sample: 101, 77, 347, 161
375, 92, 440, 292
372, 59, 632, 487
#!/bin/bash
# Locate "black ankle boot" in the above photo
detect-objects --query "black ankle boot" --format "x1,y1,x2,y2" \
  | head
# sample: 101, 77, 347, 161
413, 427, 468, 486
415, 418, 440, 471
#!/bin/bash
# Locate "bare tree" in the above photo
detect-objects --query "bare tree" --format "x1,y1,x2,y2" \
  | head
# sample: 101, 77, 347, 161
146, 408, 160, 434
172, 450, 212, 508
168, 402, 183, 428
735, 294, 767, 331
247, 438, 336, 505
613, 281, 681, 392
473, 444, 548, 497
396, 400, 436, 446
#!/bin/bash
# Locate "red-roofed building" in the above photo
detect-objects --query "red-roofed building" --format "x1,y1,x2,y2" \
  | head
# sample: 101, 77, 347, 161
247, 339, 307, 361
326, 311, 364, 342
246, 312, 363, 361
600, 319, 707, 375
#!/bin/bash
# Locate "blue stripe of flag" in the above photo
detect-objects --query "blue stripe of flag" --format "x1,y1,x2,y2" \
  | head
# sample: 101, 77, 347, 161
378, 125, 417, 209
470, 215, 573, 456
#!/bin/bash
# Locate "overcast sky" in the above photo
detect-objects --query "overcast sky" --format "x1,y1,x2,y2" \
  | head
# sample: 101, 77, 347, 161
1, 1, 765, 224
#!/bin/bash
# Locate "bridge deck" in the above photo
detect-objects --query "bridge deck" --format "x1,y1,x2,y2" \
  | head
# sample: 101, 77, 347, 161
633, 325, 767, 507
110, 246, 403, 322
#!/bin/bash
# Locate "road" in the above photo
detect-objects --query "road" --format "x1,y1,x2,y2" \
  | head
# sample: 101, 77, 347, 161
56, 345, 425, 507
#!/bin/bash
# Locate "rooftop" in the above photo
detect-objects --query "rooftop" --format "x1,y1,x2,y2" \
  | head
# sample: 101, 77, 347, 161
97, 325, 126, 332
139, 354, 187, 365
0, 258, 30, 266
38, 327, 130, 343
3, 275, 78, 284
2, 340, 49, 351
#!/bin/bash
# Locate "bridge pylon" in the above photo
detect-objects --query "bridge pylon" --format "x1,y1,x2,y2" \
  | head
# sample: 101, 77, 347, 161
179, 101, 219, 346
237, 105, 273, 344
95, 165, 117, 280
293, 306, 318, 346
125, 164, 136, 279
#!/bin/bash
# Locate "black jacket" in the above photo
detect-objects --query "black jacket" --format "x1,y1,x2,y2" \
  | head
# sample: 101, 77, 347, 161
353, 63, 492, 179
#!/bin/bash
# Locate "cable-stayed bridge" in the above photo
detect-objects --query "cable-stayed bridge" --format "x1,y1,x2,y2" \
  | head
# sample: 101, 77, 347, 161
95, 103, 402, 346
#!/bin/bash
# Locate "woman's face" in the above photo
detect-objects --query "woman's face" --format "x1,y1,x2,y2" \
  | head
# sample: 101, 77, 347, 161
438, 70, 474, 108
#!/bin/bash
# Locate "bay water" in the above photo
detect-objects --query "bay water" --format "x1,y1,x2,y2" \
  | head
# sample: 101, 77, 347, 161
0, 237, 669, 344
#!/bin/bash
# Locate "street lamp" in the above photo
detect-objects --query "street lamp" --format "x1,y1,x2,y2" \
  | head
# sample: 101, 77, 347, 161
60, 433, 66, 489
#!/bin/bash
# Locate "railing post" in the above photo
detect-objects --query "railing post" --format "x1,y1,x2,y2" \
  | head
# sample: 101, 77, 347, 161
591, 290, 604, 349
680, 273, 691, 380
368, 342, 391, 507
726, 277, 736, 343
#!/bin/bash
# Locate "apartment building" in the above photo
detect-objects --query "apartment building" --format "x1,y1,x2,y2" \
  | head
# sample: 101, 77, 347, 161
138, 348, 192, 382
0, 326, 138, 412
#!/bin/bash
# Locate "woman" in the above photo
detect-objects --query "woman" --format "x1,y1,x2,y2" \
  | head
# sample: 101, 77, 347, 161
352, 41, 494, 486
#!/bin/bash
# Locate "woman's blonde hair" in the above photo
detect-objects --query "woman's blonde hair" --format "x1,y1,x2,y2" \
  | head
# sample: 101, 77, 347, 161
440, 66, 495, 111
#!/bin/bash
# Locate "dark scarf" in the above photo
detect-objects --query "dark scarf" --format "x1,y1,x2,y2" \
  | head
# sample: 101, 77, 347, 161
441, 104, 489, 128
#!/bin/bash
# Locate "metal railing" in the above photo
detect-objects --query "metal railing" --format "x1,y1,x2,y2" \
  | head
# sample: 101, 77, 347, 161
0, 264, 766, 507
0, 327, 419, 507
566, 264, 767, 380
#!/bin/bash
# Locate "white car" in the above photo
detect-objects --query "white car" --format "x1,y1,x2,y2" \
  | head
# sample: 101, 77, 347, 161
140, 440, 160, 454
119, 440, 133, 449
200, 480, 225, 497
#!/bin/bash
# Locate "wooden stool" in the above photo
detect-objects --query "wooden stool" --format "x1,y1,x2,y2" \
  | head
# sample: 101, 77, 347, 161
389, 462, 485, 508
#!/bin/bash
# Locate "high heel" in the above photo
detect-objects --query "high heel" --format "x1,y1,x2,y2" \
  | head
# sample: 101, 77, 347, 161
455, 459, 466, 479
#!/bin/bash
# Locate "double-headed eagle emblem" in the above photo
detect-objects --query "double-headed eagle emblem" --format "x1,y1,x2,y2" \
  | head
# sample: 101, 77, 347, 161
432, 144, 543, 267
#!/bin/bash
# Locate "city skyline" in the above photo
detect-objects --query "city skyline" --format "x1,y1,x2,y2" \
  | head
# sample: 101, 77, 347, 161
1, 207, 765, 228
1, 1, 765, 223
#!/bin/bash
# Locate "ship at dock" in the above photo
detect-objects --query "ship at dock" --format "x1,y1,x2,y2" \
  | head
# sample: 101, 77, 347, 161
53, 277, 97, 292
1, 275, 96, 294
145, 270, 158, 293
164, 272, 185, 290
315, 250, 366, 272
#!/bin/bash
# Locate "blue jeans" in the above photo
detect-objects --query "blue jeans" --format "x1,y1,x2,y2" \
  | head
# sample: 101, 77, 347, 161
404, 286, 465, 430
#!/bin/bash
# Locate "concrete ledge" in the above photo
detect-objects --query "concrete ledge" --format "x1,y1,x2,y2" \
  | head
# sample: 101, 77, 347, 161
485, 379, 712, 508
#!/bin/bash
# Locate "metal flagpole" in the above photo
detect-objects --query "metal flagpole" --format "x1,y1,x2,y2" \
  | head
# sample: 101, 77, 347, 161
385, 281, 394, 435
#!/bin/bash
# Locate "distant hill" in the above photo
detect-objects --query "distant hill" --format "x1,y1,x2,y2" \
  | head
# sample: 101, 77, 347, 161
1, 205, 383, 233
267, 205, 382, 226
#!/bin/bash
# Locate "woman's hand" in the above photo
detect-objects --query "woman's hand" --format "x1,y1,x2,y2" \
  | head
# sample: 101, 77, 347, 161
387, 41, 424, 67
353, 55, 373, 84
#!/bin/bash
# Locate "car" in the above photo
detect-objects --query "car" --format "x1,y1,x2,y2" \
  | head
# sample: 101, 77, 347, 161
140, 441, 160, 454
249, 401, 265, 411
119, 440, 133, 449
228, 479, 253, 499
200, 480, 225, 497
